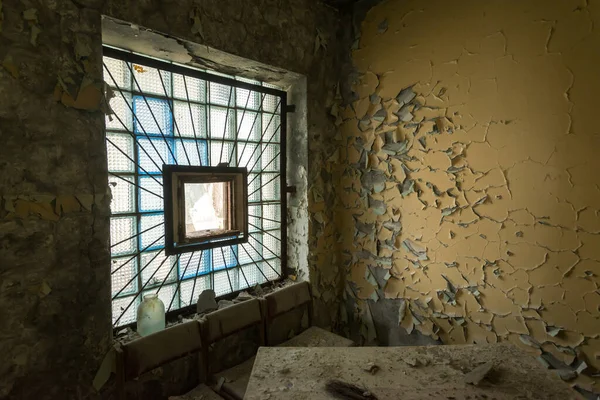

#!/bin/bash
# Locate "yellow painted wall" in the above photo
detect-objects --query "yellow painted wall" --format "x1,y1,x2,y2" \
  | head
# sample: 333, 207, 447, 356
337, 0, 600, 392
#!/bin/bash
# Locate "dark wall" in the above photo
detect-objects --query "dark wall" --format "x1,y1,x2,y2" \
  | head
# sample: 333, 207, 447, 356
0, 1, 349, 399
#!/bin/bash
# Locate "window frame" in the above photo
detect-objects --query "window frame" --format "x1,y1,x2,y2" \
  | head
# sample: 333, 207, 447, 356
103, 46, 288, 329
163, 164, 249, 255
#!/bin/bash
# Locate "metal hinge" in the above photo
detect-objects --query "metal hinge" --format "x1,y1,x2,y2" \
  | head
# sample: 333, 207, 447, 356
285, 104, 296, 113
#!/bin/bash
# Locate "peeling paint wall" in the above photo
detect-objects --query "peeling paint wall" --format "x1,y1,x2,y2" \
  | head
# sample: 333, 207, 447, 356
338, 0, 600, 393
0, 0, 348, 398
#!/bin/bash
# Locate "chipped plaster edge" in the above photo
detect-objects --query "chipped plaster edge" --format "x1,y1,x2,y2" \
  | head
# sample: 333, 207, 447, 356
102, 14, 310, 280
101, 16, 303, 88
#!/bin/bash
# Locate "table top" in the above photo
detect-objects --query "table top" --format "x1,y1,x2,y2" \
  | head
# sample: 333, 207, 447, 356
245, 344, 580, 400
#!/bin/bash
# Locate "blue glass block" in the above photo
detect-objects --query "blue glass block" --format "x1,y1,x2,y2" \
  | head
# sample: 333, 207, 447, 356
175, 139, 208, 166
179, 250, 211, 279
137, 138, 174, 173
139, 213, 165, 250
133, 96, 173, 136
138, 176, 163, 212
213, 245, 238, 271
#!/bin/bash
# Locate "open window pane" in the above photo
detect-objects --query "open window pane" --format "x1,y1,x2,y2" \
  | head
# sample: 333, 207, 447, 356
184, 181, 230, 237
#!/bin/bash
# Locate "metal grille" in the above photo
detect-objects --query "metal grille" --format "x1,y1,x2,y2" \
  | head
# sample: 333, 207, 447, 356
103, 47, 286, 328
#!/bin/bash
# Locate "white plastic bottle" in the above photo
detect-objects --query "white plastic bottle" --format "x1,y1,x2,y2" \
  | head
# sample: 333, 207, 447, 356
137, 294, 165, 336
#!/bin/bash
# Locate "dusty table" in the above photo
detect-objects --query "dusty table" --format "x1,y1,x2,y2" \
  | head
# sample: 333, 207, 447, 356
245, 344, 580, 399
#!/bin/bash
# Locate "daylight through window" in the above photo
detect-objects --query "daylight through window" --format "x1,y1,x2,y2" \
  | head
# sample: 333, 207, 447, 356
103, 47, 285, 327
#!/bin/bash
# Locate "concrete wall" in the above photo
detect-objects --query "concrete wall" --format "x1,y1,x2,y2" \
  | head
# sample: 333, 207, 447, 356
0, 1, 348, 398
338, 0, 600, 393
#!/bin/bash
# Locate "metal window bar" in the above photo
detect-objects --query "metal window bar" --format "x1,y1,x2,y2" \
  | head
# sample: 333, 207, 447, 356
103, 46, 287, 328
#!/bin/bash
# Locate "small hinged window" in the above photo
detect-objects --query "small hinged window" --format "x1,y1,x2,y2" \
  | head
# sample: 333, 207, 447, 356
164, 165, 248, 255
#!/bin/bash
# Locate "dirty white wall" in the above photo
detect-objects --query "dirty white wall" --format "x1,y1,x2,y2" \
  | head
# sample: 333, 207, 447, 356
336, 0, 600, 393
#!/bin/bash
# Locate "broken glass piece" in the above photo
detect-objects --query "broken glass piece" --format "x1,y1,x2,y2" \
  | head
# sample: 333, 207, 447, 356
444, 261, 458, 268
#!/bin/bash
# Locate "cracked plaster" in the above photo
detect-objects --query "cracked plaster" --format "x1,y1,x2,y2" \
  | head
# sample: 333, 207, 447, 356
336, 0, 600, 394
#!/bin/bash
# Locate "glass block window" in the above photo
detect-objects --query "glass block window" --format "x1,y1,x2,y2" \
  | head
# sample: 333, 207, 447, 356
103, 47, 285, 328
